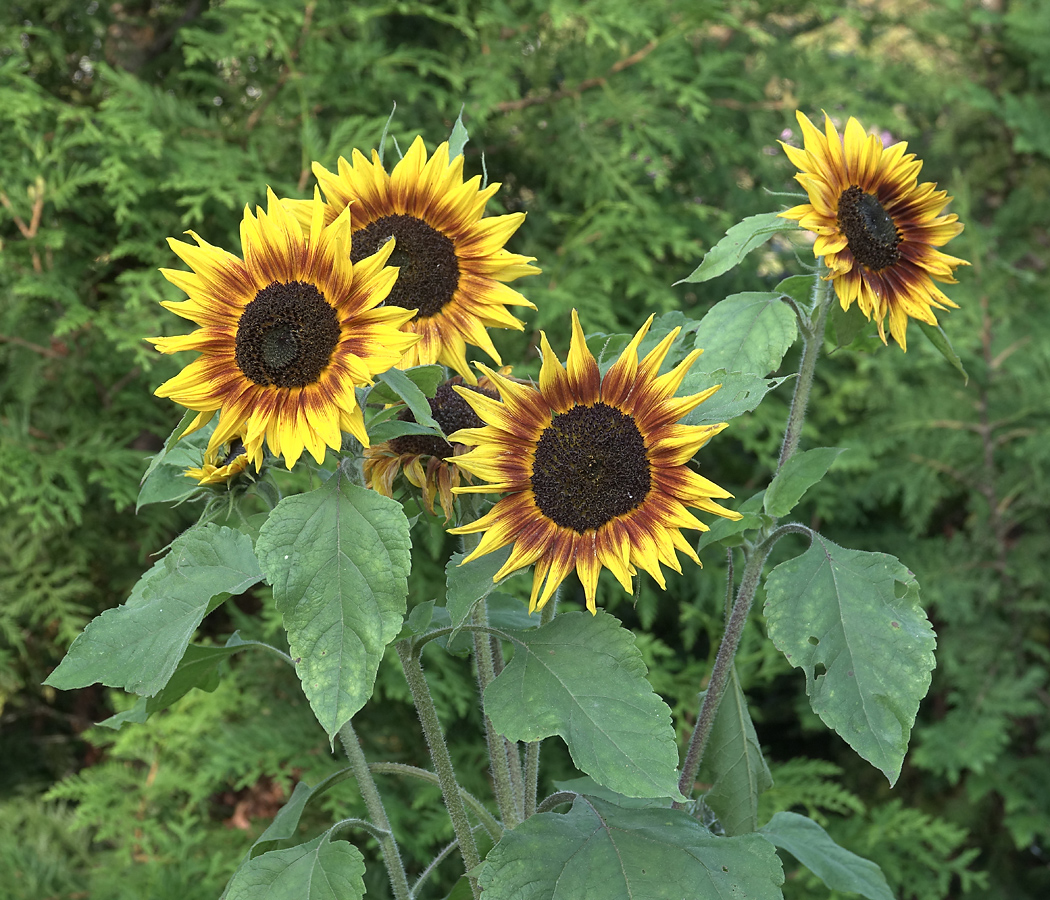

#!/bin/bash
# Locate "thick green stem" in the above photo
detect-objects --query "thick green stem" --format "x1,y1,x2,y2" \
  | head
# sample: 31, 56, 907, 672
338, 722, 412, 900
677, 542, 772, 800
523, 593, 559, 817
777, 267, 834, 473
678, 265, 834, 801
397, 641, 482, 899
473, 601, 522, 827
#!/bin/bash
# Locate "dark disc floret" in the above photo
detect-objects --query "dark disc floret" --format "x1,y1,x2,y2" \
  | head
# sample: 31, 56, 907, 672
531, 402, 651, 533
235, 281, 341, 387
350, 213, 460, 319
837, 185, 901, 271
389, 382, 496, 459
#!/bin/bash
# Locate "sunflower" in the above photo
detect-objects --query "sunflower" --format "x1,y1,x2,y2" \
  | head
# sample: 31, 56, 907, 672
363, 371, 505, 522
150, 188, 419, 469
290, 136, 539, 383
447, 311, 741, 614
779, 110, 968, 350
184, 435, 252, 486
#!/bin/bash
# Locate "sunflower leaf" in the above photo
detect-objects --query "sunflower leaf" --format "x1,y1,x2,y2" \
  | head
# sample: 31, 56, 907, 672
137, 412, 213, 510
445, 544, 514, 633
775, 274, 814, 308
586, 310, 702, 375
485, 611, 684, 801
478, 795, 784, 900
763, 535, 936, 785
97, 642, 242, 730
764, 447, 846, 518
375, 368, 442, 430
692, 292, 798, 376
675, 212, 799, 285
366, 419, 446, 445
224, 833, 366, 900
828, 299, 871, 348
917, 319, 968, 383
680, 370, 791, 425
256, 471, 411, 740
760, 812, 894, 900
448, 105, 469, 159
367, 364, 444, 404
44, 524, 262, 697
695, 492, 770, 552
697, 666, 773, 835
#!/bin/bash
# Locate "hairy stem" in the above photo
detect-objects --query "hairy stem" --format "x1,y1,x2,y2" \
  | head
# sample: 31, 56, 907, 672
473, 601, 522, 826
397, 641, 482, 899
679, 264, 833, 800
338, 722, 412, 900
677, 542, 772, 800
524, 593, 559, 817
778, 265, 834, 473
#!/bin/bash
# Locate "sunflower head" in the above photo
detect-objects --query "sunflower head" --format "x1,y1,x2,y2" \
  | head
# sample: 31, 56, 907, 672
779, 110, 969, 350
364, 371, 504, 521
184, 435, 252, 486
290, 136, 540, 383
149, 188, 420, 469
448, 311, 741, 614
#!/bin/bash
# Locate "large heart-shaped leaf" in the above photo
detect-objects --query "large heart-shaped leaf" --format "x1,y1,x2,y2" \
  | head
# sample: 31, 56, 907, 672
45, 525, 262, 697
764, 535, 936, 784
479, 795, 784, 900
485, 611, 683, 801
225, 833, 365, 900
256, 469, 411, 739
97, 642, 242, 730
692, 292, 798, 377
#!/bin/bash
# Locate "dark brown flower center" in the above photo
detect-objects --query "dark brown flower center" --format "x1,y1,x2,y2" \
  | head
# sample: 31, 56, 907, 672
837, 185, 901, 270
235, 281, 341, 388
531, 402, 651, 533
350, 214, 460, 320
389, 382, 494, 459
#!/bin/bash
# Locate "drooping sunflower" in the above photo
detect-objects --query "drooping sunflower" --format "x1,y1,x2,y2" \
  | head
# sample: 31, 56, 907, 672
150, 188, 419, 469
779, 110, 968, 350
184, 435, 252, 486
290, 136, 539, 383
448, 311, 742, 614
363, 371, 505, 522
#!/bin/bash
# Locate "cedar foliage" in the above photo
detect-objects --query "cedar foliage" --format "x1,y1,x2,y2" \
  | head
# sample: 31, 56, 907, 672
2, 1, 1048, 897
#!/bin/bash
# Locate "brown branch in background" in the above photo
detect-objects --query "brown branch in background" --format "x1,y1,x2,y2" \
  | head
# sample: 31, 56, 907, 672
0, 333, 64, 359
100, 366, 142, 410
495, 39, 658, 112
0, 178, 46, 272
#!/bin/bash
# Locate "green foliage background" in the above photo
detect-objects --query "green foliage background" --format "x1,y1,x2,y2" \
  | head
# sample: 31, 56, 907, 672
1, 0, 1048, 897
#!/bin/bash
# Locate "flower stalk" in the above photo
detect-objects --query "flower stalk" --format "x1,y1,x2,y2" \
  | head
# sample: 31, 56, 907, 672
679, 261, 834, 800
473, 600, 523, 827
397, 641, 482, 899
338, 721, 412, 900
778, 264, 833, 473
